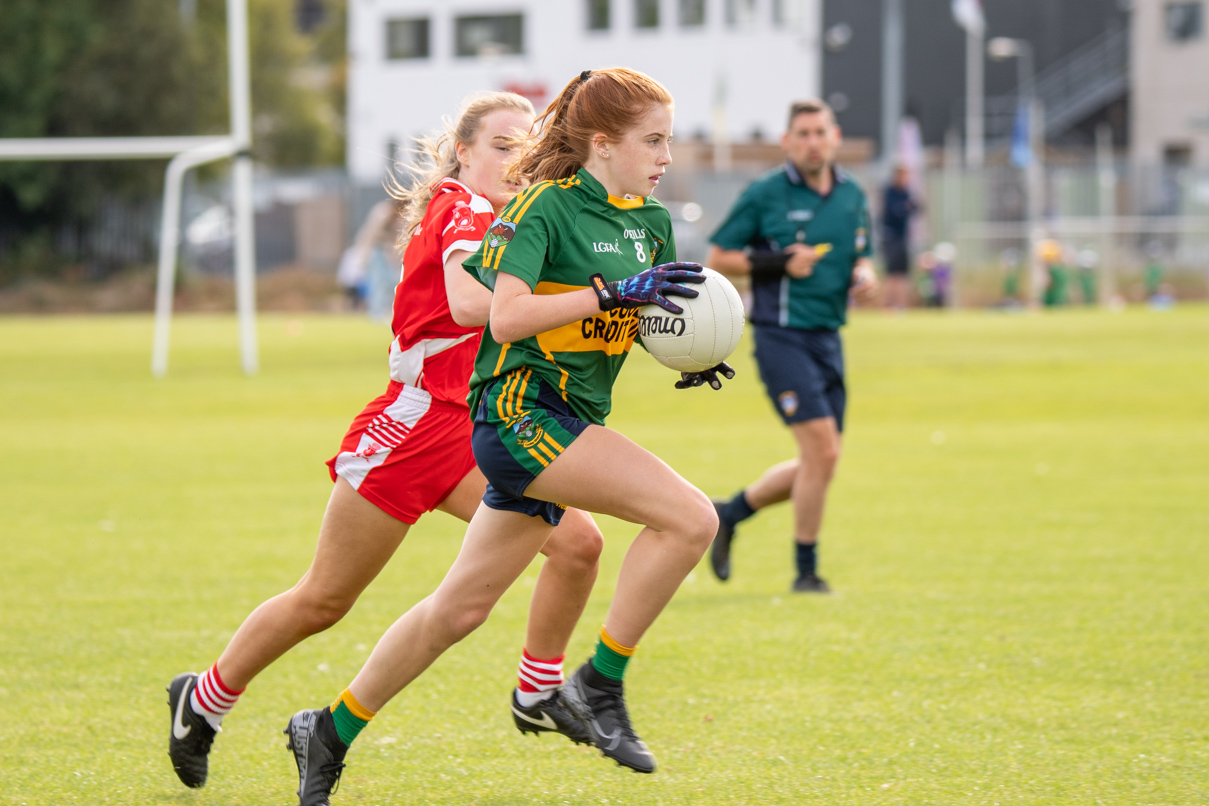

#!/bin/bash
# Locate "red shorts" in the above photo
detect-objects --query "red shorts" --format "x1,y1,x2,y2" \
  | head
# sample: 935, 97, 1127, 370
326, 381, 478, 524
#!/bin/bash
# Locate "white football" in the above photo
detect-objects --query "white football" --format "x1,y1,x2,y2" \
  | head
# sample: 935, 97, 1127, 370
638, 267, 745, 373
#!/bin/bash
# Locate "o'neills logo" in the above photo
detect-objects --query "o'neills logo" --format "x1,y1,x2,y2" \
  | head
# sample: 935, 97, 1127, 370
638, 313, 687, 338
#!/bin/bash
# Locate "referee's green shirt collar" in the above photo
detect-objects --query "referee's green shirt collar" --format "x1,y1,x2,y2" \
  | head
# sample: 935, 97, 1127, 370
784, 162, 847, 194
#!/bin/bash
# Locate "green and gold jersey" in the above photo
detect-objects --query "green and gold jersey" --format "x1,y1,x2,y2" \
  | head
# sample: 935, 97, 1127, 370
463, 168, 677, 425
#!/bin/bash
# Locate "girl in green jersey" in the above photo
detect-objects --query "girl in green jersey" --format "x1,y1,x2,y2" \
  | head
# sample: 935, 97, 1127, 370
285, 69, 731, 803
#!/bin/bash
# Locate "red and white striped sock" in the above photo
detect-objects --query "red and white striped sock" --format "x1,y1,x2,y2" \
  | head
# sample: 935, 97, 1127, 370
189, 663, 245, 731
515, 649, 564, 708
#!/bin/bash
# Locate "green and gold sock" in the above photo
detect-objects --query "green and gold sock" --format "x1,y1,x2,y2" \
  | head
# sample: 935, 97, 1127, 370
330, 688, 376, 747
591, 625, 637, 681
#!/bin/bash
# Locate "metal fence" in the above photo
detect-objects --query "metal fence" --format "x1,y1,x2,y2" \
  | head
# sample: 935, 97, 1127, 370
3, 155, 1206, 310
668, 157, 1209, 308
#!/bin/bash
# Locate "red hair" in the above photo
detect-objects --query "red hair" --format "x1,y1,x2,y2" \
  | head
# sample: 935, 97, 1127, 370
512, 68, 673, 183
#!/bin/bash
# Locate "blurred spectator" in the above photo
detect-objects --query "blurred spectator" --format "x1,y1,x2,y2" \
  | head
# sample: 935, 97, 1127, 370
343, 200, 404, 320
880, 164, 920, 310
336, 246, 368, 309
917, 241, 955, 308
1000, 248, 1024, 308
1144, 242, 1176, 310
1040, 239, 1070, 307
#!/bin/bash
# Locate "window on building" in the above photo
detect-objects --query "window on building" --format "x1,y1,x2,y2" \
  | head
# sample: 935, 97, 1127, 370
772, 0, 806, 27
587, 0, 610, 30
1165, 2, 1203, 41
635, 0, 660, 28
386, 18, 430, 60
726, 0, 758, 27
679, 0, 706, 27
455, 14, 524, 57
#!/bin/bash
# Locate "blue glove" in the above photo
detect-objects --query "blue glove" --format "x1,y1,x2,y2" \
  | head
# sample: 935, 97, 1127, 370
589, 262, 704, 315
674, 362, 736, 391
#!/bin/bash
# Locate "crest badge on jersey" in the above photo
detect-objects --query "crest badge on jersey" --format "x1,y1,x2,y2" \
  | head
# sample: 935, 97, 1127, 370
450, 201, 476, 232
487, 218, 516, 248
855, 227, 867, 252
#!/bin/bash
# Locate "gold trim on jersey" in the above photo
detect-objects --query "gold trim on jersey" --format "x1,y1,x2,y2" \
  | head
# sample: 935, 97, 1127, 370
495, 369, 520, 424
607, 193, 645, 209
531, 281, 640, 358
486, 181, 556, 271
492, 343, 511, 377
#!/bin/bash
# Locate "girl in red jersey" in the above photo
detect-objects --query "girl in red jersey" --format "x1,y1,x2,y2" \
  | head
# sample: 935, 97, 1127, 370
166, 92, 603, 790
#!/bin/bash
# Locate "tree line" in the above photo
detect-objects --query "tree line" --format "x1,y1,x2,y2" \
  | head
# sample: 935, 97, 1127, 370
0, 0, 346, 281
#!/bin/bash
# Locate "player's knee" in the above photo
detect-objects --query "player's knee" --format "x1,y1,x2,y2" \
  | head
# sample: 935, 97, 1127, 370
559, 519, 604, 573
435, 600, 493, 642
819, 441, 841, 472
293, 591, 356, 634
801, 438, 840, 477
679, 492, 718, 554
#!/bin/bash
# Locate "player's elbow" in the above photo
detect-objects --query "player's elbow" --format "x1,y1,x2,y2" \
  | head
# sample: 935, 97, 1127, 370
488, 313, 525, 344
449, 299, 487, 328
448, 300, 473, 328
707, 245, 746, 276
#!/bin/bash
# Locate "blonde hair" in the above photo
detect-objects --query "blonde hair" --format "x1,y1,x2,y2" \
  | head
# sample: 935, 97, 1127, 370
387, 91, 535, 249
511, 68, 673, 184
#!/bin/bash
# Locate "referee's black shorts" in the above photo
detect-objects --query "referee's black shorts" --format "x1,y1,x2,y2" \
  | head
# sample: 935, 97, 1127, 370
883, 236, 910, 276
752, 325, 846, 432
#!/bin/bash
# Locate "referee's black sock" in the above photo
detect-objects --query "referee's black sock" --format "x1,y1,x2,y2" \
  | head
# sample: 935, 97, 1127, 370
795, 542, 818, 579
717, 490, 756, 527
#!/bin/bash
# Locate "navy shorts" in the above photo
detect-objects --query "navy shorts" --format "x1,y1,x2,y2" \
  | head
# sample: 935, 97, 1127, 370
752, 325, 846, 431
883, 237, 910, 276
471, 369, 591, 527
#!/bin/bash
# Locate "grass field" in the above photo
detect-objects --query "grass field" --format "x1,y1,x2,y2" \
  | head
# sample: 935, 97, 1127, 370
2, 306, 1207, 805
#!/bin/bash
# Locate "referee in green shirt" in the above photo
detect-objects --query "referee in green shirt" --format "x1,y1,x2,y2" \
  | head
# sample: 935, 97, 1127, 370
707, 99, 877, 593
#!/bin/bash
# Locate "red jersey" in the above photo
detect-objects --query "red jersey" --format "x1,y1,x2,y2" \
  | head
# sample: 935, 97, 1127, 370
387, 178, 495, 406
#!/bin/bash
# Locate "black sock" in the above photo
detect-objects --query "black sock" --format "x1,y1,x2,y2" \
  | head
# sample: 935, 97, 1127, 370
795, 542, 818, 579
718, 490, 756, 527
585, 658, 623, 691
317, 706, 350, 753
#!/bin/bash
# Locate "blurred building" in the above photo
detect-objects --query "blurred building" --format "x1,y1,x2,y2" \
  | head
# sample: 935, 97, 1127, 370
820, 0, 1131, 153
1131, 0, 1209, 168
346, 0, 822, 183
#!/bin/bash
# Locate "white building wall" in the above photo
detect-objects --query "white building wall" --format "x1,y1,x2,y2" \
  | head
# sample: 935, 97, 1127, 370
348, 0, 821, 183
1131, 0, 1209, 167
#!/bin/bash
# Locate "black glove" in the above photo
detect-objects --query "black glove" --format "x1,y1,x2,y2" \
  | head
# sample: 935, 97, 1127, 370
590, 262, 704, 314
748, 251, 790, 281
674, 362, 736, 390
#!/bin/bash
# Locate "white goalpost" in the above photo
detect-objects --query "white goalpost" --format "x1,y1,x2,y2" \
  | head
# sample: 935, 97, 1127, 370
0, 0, 258, 377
